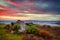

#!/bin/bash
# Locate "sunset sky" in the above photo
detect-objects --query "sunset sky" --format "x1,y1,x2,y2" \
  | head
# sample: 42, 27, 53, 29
0, 0, 60, 20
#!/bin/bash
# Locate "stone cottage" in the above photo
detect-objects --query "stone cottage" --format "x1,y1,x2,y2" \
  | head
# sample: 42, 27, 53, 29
16, 20, 27, 32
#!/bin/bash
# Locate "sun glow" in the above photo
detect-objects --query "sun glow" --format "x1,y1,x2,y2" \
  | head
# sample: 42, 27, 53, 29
0, 16, 31, 20
0, 14, 60, 20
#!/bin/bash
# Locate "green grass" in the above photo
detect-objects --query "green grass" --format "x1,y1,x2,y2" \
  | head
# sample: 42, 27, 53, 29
0, 24, 6, 28
0, 24, 23, 40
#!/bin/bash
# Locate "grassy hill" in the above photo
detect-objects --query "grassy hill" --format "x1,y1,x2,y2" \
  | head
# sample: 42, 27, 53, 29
0, 24, 60, 40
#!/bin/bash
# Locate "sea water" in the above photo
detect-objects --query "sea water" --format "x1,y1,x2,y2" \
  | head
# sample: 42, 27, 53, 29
0, 20, 60, 26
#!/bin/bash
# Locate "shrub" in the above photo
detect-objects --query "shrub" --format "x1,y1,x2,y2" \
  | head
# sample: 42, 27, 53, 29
11, 22, 14, 26
38, 29, 55, 40
13, 24, 21, 31
26, 24, 38, 34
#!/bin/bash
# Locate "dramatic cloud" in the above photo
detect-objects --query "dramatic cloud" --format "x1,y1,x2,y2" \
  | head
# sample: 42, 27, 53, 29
1, 0, 59, 13
0, 0, 60, 20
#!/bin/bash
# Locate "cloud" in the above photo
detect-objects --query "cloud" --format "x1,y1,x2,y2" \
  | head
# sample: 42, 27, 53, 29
11, 0, 24, 2
0, 0, 60, 14
0, 0, 7, 6
0, 14, 60, 20
6, 0, 60, 13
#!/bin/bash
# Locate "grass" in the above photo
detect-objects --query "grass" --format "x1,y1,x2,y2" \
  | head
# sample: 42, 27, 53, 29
0, 24, 23, 40
0, 24, 6, 28
53, 27, 60, 40
0, 24, 60, 40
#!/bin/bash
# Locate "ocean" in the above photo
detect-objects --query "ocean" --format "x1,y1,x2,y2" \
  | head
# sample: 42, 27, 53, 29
0, 20, 60, 26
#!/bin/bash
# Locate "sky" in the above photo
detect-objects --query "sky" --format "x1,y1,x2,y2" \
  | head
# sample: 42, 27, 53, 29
0, 0, 60, 20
